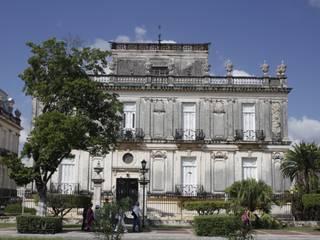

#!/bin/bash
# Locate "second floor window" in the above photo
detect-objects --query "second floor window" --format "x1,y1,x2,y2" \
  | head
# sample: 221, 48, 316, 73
183, 103, 196, 140
123, 102, 136, 129
242, 103, 255, 140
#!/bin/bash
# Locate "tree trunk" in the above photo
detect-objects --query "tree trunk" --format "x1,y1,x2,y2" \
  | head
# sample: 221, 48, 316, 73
37, 186, 47, 216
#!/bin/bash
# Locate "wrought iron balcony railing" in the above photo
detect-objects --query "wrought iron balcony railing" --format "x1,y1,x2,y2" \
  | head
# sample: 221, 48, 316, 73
175, 129, 205, 141
175, 184, 204, 196
90, 75, 287, 87
235, 129, 265, 141
49, 183, 80, 195
120, 128, 145, 140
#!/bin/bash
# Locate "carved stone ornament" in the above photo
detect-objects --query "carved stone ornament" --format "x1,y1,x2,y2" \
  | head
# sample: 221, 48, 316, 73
272, 152, 284, 161
151, 150, 167, 159
14, 109, 21, 118
260, 61, 269, 76
225, 60, 233, 76
271, 102, 281, 136
202, 62, 211, 75
168, 59, 175, 75
276, 60, 287, 76
145, 60, 152, 74
211, 151, 228, 160
153, 100, 165, 112
213, 100, 225, 113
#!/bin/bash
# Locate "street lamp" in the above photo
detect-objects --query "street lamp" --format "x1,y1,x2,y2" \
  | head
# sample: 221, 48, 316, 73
139, 159, 149, 228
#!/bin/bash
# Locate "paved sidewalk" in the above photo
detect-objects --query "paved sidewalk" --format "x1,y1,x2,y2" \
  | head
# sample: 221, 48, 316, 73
0, 228, 320, 240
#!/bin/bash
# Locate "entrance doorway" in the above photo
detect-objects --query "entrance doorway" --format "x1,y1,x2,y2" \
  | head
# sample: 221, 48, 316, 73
116, 178, 138, 203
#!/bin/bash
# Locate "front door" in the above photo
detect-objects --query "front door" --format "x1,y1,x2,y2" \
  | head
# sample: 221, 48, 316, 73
116, 178, 138, 203
181, 158, 197, 196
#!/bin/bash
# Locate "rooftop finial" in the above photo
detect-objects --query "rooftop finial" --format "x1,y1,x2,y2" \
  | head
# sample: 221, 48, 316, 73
158, 25, 162, 44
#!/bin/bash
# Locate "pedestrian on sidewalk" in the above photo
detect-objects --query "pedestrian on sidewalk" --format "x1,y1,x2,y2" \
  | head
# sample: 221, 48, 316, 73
131, 201, 141, 232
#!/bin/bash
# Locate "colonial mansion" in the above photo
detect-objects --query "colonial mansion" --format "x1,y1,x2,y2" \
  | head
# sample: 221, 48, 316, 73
33, 41, 291, 202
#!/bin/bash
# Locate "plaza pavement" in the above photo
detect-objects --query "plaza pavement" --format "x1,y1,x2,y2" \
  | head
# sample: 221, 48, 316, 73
0, 228, 320, 240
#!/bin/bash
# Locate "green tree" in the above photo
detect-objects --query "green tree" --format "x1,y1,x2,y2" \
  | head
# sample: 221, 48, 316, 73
4, 38, 122, 215
226, 179, 273, 212
280, 142, 320, 193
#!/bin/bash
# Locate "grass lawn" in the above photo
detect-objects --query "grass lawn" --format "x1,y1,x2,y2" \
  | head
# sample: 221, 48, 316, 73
0, 223, 16, 228
283, 226, 320, 232
0, 238, 65, 240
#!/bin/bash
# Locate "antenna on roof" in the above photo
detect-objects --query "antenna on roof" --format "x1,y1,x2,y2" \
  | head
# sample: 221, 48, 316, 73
158, 25, 162, 44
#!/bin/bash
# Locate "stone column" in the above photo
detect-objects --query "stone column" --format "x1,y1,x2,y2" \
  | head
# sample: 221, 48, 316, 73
143, 98, 151, 140
92, 162, 104, 207
264, 99, 271, 141
227, 99, 234, 141
282, 99, 289, 141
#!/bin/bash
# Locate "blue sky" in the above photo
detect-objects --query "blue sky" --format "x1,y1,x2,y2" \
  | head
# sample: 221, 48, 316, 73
1, 0, 320, 146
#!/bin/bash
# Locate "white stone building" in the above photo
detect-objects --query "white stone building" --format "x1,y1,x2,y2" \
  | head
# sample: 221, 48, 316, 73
0, 89, 22, 203
34, 42, 291, 203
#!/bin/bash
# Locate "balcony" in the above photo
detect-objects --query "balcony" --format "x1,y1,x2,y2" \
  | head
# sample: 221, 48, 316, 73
175, 129, 205, 141
120, 128, 145, 140
90, 74, 287, 88
235, 129, 265, 141
175, 184, 204, 196
49, 183, 80, 195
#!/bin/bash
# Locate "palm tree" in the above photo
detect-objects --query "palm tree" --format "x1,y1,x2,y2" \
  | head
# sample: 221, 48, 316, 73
226, 179, 273, 212
280, 142, 320, 193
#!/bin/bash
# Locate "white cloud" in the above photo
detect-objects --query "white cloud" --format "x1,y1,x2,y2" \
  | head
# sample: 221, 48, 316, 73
161, 40, 176, 44
90, 38, 110, 51
232, 69, 252, 77
135, 26, 146, 42
19, 116, 31, 152
309, 0, 320, 8
115, 35, 130, 43
288, 116, 320, 143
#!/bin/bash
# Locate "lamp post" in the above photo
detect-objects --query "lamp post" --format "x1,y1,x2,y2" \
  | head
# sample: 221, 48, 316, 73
139, 160, 149, 228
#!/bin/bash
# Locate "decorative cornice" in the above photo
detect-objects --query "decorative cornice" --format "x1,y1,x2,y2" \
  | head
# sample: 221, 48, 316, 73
102, 84, 291, 93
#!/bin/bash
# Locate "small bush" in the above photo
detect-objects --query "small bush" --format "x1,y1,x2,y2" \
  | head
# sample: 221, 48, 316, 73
253, 213, 281, 229
16, 215, 62, 234
302, 194, 320, 208
193, 215, 241, 236
47, 193, 91, 217
301, 194, 320, 220
183, 200, 230, 215
4, 203, 36, 215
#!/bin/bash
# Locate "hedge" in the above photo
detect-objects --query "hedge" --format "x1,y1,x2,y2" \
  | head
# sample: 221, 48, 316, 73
16, 215, 62, 234
193, 215, 241, 236
47, 193, 91, 217
302, 194, 320, 208
4, 203, 36, 216
183, 200, 230, 215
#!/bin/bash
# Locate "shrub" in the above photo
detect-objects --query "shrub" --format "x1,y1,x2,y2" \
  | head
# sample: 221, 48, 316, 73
193, 215, 241, 236
183, 200, 230, 215
94, 202, 122, 240
252, 213, 281, 229
16, 215, 62, 234
47, 193, 91, 217
4, 203, 36, 215
301, 194, 320, 220
302, 194, 320, 208
226, 179, 273, 212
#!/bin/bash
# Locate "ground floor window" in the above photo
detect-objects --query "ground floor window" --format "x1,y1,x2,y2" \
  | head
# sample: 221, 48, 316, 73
242, 158, 257, 180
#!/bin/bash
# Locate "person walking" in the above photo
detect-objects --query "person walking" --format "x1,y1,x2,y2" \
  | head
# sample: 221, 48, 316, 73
115, 207, 128, 233
132, 201, 141, 232
85, 203, 94, 231
81, 204, 89, 231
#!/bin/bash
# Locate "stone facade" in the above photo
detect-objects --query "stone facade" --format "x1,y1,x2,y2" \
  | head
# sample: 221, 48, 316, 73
0, 89, 22, 202
36, 42, 291, 201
